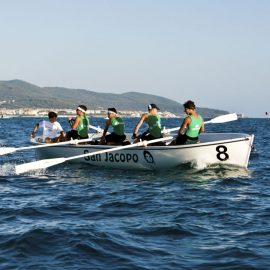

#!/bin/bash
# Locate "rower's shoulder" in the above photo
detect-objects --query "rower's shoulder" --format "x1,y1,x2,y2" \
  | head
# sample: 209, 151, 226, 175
141, 112, 149, 119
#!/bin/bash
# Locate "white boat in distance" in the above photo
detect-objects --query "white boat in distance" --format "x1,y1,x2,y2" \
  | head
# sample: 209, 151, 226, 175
32, 133, 254, 170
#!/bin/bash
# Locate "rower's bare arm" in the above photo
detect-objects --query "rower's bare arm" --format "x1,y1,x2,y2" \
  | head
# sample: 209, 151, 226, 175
102, 119, 111, 137
71, 116, 81, 129
178, 117, 190, 135
133, 114, 147, 135
31, 123, 39, 138
200, 120, 205, 133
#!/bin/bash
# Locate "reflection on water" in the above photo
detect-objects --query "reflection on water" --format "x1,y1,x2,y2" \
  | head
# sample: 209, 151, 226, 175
0, 157, 251, 181
160, 164, 250, 182
192, 165, 250, 181
11, 162, 250, 183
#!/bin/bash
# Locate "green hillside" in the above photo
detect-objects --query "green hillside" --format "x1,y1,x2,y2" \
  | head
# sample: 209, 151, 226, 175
0, 79, 228, 116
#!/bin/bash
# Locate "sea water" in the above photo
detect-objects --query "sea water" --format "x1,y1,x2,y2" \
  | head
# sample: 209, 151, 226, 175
0, 117, 269, 269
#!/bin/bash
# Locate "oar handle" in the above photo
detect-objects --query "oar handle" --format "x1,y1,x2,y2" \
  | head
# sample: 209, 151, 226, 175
89, 125, 103, 133
162, 127, 179, 134
20, 138, 94, 150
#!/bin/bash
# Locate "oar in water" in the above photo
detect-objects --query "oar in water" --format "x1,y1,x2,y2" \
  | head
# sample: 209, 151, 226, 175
0, 137, 95, 156
15, 136, 173, 174
162, 112, 238, 134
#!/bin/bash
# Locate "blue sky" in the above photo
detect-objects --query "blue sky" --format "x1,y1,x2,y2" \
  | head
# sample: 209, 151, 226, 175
0, 0, 269, 117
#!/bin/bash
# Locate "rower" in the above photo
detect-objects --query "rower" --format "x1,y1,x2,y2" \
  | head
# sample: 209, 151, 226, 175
31, 111, 65, 143
99, 108, 127, 145
172, 100, 204, 145
66, 105, 89, 140
132, 104, 164, 146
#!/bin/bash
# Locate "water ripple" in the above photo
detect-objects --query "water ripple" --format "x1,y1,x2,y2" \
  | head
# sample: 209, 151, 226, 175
1, 118, 270, 269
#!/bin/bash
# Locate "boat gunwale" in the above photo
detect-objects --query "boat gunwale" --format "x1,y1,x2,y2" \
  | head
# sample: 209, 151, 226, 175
32, 133, 254, 151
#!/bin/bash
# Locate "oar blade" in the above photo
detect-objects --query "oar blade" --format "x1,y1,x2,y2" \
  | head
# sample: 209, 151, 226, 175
206, 113, 238, 124
15, 157, 66, 175
0, 147, 17, 156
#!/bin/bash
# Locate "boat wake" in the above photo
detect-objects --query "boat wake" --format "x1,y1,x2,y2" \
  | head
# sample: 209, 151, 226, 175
160, 161, 251, 182
190, 160, 208, 170
0, 163, 16, 176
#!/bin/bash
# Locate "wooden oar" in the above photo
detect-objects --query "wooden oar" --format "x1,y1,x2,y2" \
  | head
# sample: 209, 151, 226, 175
0, 138, 95, 156
162, 113, 238, 134
15, 136, 173, 174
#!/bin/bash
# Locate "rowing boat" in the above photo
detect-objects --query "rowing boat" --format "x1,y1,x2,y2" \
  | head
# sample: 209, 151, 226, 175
31, 133, 254, 170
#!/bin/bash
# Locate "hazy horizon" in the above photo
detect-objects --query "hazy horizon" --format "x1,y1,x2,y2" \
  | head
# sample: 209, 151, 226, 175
0, 0, 269, 117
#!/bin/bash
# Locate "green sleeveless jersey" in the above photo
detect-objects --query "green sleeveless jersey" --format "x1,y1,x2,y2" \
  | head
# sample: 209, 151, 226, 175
77, 115, 89, 137
147, 113, 161, 138
111, 117, 125, 136
185, 115, 203, 138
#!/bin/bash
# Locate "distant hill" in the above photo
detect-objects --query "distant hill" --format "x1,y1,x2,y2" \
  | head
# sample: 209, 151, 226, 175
0, 79, 228, 116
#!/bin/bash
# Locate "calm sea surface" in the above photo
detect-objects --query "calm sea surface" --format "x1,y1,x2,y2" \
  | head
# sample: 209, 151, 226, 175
0, 117, 269, 270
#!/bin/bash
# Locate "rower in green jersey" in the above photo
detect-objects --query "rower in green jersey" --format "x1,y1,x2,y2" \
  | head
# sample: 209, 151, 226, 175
132, 103, 162, 143
174, 100, 205, 145
100, 108, 126, 145
66, 105, 90, 140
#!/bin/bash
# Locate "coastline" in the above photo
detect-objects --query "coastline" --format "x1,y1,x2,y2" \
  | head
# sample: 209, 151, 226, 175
0, 108, 180, 118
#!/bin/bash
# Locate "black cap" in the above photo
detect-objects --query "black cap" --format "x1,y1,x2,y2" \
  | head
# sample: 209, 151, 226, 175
148, 104, 160, 110
108, 107, 117, 114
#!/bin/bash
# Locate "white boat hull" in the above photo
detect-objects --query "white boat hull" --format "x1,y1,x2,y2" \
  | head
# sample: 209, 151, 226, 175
33, 133, 254, 170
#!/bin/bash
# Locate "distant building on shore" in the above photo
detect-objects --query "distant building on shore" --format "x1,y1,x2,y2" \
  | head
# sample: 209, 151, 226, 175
0, 108, 180, 118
